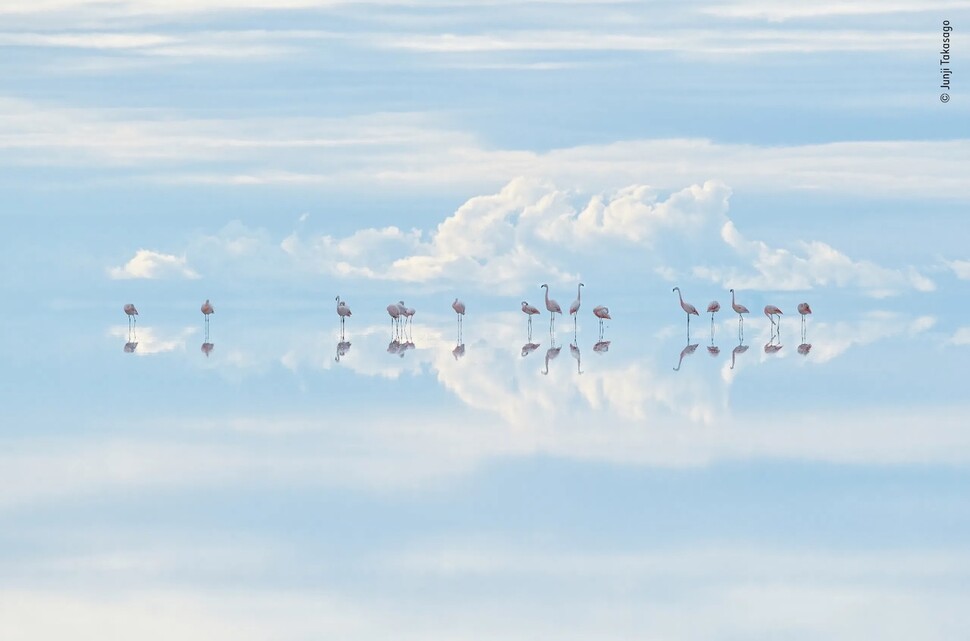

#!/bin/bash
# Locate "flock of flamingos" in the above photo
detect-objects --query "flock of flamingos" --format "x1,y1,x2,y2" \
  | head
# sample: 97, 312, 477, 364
121, 284, 814, 371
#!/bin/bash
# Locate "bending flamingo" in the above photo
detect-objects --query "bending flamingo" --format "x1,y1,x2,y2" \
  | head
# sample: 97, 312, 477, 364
764, 304, 783, 326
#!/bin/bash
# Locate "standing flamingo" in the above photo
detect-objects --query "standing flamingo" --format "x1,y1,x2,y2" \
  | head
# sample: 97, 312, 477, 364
729, 289, 749, 336
707, 300, 720, 333
522, 301, 540, 338
335, 296, 352, 332
124, 303, 138, 329
399, 301, 414, 333
764, 304, 783, 327
798, 302, 812, 341
452, 298, 465, 341
569, 283, 584, 332
673, 287, 699, 334
387, 302, 402, 335
541, 284, 562, 333
592, 305, 611, 339
336, 296, 352, 339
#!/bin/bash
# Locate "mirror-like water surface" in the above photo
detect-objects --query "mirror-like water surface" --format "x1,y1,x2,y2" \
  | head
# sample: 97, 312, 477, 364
2, 1, 969, 638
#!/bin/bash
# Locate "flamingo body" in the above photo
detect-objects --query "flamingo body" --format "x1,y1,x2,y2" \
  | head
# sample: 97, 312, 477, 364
124, 304, 138, 317
521, 301, 540, 316
452, 298, 465, 316
672, 287, 699, 316
798, 302, 812, 317
764, 304, 783, 325
592, 305, 611, 320
707, 301, 720, 314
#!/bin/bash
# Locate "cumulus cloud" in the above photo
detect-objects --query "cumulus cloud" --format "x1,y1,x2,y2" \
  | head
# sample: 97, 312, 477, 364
108, 249, 199, 280
694, 221, 937, 295
267, 178, 931, 296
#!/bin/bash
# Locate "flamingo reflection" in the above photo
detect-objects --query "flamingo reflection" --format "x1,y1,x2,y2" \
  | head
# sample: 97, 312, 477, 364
673, 341, 699, 371
521, 342, 540, 357
201, 342, 214, 357
542, 340, 561, 375
593, 340, 611, 354
570, 342, 583, 374
335, 340, 351, 362
452, 343, 465, 360
730, 338, 749, 370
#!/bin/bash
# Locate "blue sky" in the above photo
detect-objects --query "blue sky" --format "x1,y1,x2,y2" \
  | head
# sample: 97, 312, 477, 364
2, 1, 970, 639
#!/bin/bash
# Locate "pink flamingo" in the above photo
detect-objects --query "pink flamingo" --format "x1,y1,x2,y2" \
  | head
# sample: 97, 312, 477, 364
452, 298, 465, 340
387, 302, 402, 334
592, 305, 611, 338
569, 283, 584, 331
729, 289, 749, 334
541, 284, 562, 333
399, 301, 414, 331
764, 304, 783, 327
522, 300, 541, 340
124, 303, 138, 329
707, 300, 720, 334
335, 296, 352, 332
672, 287, 699, 332
798, 302, 812, 340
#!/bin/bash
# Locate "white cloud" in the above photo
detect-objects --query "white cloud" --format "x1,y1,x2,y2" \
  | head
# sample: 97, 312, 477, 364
107, 249, 199, 280
693, 220, 937, 295
952, 327, 970, 345
107, 326, 198, 355
2, 98, 969, 201
697, 0, 970, 21
947, 259, 970, 280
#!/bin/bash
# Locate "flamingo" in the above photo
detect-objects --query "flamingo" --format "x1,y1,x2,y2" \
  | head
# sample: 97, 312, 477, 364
764, 304, 783, 326
522, 300, 540, 338
452, 298, 465, 340
707, 300, 720, 334
592, 305, 611, 339
201, 299, 214, 316
398, 301, 414, 332
569, 283, 584, 330
387, 302, 402, 334
798, 302, 812, 341
540, 284, 562, 332
335, 296, 352, 334
672, 287, 699, 332
124, 303, 138, 329
729, 288, 749, 335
